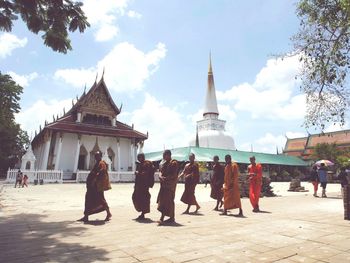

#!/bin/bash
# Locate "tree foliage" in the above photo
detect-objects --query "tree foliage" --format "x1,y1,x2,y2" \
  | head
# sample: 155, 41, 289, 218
0, 0, 90, 53
0, 72, 29, 175
293, 0, 350, 129
312, 142, 350, 166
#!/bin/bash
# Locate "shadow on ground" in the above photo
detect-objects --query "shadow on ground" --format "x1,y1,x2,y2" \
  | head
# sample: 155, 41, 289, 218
0, 213, 109, 262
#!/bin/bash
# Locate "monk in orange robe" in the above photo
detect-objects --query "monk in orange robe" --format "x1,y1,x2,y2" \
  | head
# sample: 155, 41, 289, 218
210, 155, 224, 211
248, 156, 262, 212
157, 150, 178, 223
179, 153, 200, 214
221, 154, 243, 216
132, 153, 155, 220
78, 151, 112, 222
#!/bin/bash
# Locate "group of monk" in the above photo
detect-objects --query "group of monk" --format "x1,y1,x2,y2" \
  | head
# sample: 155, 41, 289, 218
78, 149, 263, 224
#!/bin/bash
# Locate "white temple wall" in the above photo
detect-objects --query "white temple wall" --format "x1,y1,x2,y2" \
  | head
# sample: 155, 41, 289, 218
51, 134, 61, 168
119, 138, 132, 171
59, 133, 78, 172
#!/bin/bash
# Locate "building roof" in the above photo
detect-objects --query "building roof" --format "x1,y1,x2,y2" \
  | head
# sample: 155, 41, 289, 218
145, 146, 308, 166
32, 76, 147, 145
283, 137, 308, 152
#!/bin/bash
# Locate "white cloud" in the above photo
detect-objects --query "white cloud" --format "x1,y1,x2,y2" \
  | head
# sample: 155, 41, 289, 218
324, 122, 350, 133
16, 99, 73, 136
83, 0, 129, 41
238, 133, 287, 153
54, 67, 96, 88
217, 56, 305, 120
0, 33, 27, 58
127, 10, 142, 19
7, 71, 38, 87
285, 131, 306, 139
54, 42, 167, 93
119, 93, 192, 152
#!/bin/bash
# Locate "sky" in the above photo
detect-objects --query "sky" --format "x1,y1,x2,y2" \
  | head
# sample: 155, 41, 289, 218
1, 0, 349, 153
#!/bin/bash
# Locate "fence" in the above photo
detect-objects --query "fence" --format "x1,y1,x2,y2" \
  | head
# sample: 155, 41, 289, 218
76, 171, 135, 183
6, 169, 63, 183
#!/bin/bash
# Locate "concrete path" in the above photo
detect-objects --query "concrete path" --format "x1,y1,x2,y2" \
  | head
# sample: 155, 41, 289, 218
0, 182, 349, 263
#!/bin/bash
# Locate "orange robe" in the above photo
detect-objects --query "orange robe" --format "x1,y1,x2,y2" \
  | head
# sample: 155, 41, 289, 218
157, 160, 178, 217
132, 160, 155, 214
180, 162, 199, 205
248, 163, 262, 209
223, 162, 241, 210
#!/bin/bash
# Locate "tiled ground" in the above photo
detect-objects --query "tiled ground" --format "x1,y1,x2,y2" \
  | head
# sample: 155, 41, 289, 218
0, 182, 349, 263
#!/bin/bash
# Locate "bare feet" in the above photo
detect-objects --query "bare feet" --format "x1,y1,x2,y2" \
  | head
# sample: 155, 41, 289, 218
182, 210, 190, 214
105, 213, 112, 221
164, 217, 175, 223
220, 210, 228, 216
195, 205, 200, 213
136, 213, 145, 220
77, 216, 88, 222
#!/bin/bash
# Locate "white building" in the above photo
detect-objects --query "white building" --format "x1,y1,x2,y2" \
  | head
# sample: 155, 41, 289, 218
29, 76, 147, 180
189, 55, 236, 150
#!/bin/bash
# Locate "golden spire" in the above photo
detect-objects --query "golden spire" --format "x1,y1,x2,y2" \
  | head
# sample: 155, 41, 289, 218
208, 51, 213, 73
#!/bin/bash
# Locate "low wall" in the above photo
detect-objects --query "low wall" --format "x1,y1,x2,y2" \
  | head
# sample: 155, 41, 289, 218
6, 169, 63, 183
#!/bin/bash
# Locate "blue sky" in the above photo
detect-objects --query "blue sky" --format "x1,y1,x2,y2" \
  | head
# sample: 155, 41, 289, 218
1, 0, 348, 153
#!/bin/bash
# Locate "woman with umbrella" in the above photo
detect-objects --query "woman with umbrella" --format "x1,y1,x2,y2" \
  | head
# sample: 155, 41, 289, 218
317, 162, 328, 198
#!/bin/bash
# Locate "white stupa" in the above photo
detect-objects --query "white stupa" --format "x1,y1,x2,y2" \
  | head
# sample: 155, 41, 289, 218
189, 55, 236, 150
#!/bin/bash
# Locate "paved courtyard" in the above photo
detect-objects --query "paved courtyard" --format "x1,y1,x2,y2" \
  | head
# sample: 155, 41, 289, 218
0, 181, 349, 263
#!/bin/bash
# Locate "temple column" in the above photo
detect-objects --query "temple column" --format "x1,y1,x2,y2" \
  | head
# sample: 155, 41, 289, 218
73, 134, 81, 172
41, 132, 51, 170
117, 139, 121, 172
55, 134, 63, 170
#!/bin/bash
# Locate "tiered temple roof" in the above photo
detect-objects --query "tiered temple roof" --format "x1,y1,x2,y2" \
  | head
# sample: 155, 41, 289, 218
32, 76, 147, 146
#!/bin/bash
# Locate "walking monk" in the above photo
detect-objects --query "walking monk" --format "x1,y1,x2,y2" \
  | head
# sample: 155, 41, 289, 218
78, 151, 112, 222
179, 153, 200, 214
157, 150, 178, 224
221, 154, 243, 216
210, 155, 224, 211
132, 153, 155, 220
248, 156, 262, 212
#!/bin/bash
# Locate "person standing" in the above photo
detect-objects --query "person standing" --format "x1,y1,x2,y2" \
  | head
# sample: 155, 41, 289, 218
248, 156, 263, 212
338, 167, 349, 197
132, 153, 155, 220
318, 163, 328, 198
14, 170, 23, 188
22, 174, 29, 187
157, 150, 178, 224
221, 155, 243, 216
78, 151, 112, 222
309, 166, 319, 197
210, 155, 224, 211
179, 153, 200, 214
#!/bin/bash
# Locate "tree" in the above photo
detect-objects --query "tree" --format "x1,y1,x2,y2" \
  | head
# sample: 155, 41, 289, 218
0, 72, 29, 175
292, 0, 350, 129
312, 142, 350, 167
0, 0, 90, 53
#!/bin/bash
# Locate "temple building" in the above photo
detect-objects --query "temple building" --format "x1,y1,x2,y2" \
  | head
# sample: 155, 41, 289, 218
30, 75, 147, 179
283, 129, 350, 160
189, 55, 236, 150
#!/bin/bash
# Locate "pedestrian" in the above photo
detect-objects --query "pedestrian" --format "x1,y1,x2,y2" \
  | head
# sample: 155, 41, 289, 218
338, 167, 349, 198
178, 153, 200, 214
14, 170, 23, 188
157, 150, 178, 224
221, 155, 243, 216
132, 153, 155, 220
248, 156, 263, 212
309, 166, 319, 197
210, 155, 224, 211
78, 151, 112, 222
318, 163, 328, 198
22, 174, 29, 187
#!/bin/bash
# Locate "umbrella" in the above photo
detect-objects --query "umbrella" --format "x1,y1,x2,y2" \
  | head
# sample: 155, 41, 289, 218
315, 160, 334, 166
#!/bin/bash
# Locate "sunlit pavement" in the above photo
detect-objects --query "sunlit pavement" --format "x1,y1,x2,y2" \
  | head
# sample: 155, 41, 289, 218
0, 182, 349, 263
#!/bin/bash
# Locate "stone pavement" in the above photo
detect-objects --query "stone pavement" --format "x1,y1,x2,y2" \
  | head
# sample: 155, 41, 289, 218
0, 182, 349, 263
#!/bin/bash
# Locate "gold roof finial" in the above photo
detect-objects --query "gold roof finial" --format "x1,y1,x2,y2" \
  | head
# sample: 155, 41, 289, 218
208, 51, 213, 73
